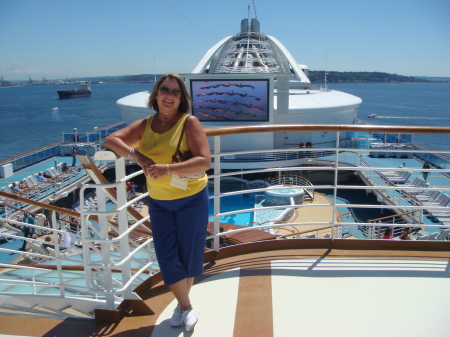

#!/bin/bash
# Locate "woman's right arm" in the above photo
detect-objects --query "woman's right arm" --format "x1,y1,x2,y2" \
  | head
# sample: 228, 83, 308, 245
102, 118, 155, 174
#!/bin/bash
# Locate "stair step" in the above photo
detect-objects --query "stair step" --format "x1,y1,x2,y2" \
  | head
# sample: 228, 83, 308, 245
0, 304, 68, 319
61, 306, 95, 319
0, 303, 94, 319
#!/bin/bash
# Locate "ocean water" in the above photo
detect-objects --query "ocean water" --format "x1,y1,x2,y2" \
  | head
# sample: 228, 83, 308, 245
328, 82, 450, 150
0, 83, 152, 159
0, 82, 448, 159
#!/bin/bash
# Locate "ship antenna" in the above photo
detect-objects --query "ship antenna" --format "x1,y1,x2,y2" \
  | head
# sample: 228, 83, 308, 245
324, 51, 329, 91
252, 0, 258, 20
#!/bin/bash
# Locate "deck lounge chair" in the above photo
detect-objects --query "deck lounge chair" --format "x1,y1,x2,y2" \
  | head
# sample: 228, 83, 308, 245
433, 211, 450, 218
400, 177, 424, 188
422, 232, 440, 241
436, 229, 450, 241
388, 171, 411, 183
399, 178, 426, 194
416, 190, 440, 202
0, 227, 17, 242
1, 186, 13, 194
26, 242, 52, 263
45, 168, 59, 179
30, 175, 53, 190
381, 170, 409, 178
407, 182, 429, 195
424, 194, 450, 208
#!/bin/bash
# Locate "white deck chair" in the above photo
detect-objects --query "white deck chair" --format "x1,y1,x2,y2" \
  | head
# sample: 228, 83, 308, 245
406, 181, 428, 195
389, 171, 411, 183
431, 207, 450, 217
30, 175, 53, 190
423, 232, 439, 241
45, 168, 58, 178
1, 186, 13, 194
416, 190, 440, 202
50, 167, 61, 177
437, 229, 450, 241
381, 170, 409, 178
424, 194, 449, 208
26, 242, 51, 263
400, 177, 424, 188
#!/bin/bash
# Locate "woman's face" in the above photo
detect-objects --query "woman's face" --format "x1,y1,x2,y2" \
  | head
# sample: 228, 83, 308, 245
156, 77, 182, 115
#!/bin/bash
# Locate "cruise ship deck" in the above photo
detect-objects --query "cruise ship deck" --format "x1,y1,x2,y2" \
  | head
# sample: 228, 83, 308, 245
0, 240, 449, 337
0, 124, 449, 337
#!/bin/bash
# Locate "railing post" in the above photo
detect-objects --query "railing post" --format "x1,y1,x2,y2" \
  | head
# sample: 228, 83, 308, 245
331, 130, 341, 239
213, 135, 221, 251
114, 157, 134, 300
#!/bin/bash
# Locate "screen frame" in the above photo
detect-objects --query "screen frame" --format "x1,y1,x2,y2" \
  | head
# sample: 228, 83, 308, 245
186, 75, 273, 123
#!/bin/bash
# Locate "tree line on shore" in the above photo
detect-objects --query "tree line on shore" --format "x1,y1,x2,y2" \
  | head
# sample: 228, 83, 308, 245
8, 71, 439, 85
308, 71, 433, 83
107, 71, 439, 84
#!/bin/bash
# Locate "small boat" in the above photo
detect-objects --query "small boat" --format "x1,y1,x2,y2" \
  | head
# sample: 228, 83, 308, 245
57, 81, 91, 99
368, 114, 377, 118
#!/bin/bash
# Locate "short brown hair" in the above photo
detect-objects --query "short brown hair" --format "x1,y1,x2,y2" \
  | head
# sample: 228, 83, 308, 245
147, 73, 192, 114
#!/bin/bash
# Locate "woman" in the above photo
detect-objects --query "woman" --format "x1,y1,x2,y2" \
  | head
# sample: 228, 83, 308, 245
19, 181, 27, 190
399, 227, 411, 240
381, 227, 393, 240
103, 73, 210, 332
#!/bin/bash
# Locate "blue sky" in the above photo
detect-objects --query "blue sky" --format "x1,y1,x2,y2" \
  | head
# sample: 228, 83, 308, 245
1, 0, 449, 80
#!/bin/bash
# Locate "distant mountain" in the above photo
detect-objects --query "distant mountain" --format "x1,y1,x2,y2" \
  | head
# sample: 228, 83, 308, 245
415, 76, 450, 82
14, 72, 447, 85
308, 71, 438, 83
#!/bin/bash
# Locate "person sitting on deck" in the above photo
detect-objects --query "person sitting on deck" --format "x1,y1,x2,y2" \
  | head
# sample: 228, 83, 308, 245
61, 162, 69, 172
126, 181, 137, 199
399, 227, 411, 240
37, 172, 46, 182
11, 182, 20, 193
382, 227, 393, 240
19, 181, 27, 190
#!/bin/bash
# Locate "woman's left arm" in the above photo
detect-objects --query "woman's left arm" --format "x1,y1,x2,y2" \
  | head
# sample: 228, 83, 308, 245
148, 116, 211, 179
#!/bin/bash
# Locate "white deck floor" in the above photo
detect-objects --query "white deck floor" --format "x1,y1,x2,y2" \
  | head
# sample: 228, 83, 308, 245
152, 255, 450, 337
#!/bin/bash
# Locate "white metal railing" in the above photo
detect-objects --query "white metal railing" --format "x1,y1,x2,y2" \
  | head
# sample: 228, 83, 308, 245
79, 158, 156, 310
0, 124, 449, 316
206, 125, 450, 249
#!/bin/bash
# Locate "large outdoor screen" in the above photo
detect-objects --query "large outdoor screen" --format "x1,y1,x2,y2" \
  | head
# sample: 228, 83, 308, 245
190, 79, 270, 122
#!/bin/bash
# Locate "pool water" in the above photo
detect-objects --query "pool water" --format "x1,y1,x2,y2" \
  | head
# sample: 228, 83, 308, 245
208, 192, 286, 227
208, 193, 255, 226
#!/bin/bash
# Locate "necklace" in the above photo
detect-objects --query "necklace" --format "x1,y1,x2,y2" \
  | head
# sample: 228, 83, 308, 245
158, 112, 178, 126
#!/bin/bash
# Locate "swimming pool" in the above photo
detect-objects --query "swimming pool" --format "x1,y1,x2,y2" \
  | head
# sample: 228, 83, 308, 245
265, 186, 305, 206
208, 192, 286, 227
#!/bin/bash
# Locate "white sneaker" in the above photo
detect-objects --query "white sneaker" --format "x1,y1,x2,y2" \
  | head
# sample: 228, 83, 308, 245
170, 305, 182, 327
182, 308, 200, 332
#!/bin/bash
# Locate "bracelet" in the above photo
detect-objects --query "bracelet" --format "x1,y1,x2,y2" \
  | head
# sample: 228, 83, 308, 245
128, 148, 135, 162
166, 164, 170, 176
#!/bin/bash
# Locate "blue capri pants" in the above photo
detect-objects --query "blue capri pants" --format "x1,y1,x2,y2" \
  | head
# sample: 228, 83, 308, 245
147, 187, 209, 286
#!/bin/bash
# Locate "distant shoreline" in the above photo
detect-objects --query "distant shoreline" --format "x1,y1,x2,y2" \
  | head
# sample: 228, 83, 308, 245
2, 71, 449, 87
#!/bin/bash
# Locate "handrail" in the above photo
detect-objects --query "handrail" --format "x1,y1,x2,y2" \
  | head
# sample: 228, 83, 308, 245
204, 124, 450, 137
368, 209, 422, 223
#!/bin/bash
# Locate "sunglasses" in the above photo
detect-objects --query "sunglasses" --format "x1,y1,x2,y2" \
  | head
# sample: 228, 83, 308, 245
159, 86, 181, 96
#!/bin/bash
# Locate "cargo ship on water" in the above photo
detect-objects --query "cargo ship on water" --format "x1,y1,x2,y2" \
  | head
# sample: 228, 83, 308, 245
57, 81, 91, 99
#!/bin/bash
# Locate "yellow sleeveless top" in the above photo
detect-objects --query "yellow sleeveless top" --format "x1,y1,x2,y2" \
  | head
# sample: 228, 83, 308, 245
139, 113, 208, 200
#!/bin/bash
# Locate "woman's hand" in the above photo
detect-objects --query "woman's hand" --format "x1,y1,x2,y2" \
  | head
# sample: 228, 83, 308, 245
133, 150, 156, 177
146, 163, 170, 180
